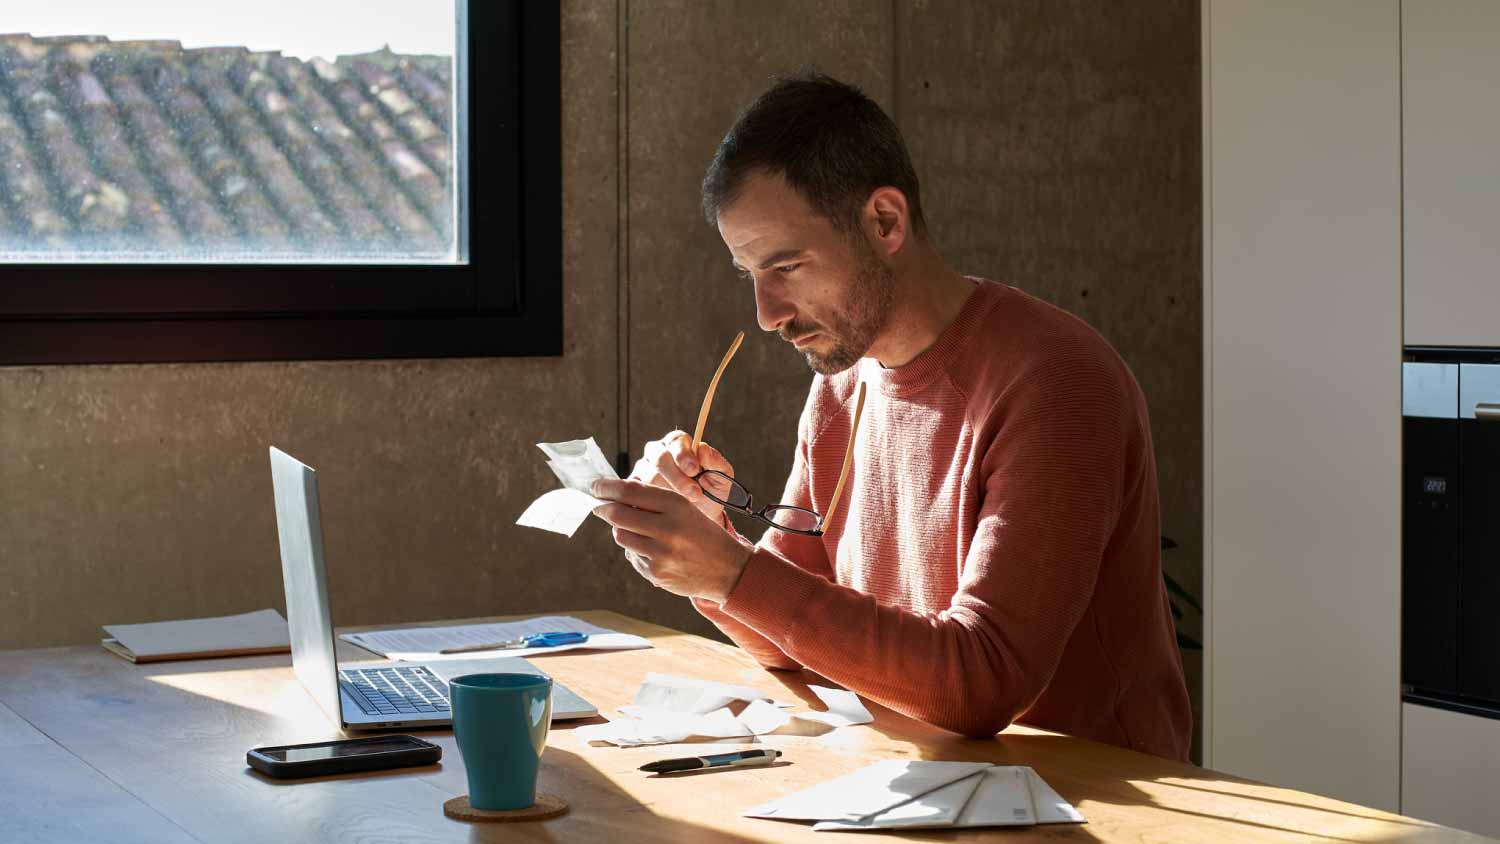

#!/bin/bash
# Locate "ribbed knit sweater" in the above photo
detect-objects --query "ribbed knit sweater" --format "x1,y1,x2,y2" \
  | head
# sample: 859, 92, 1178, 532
693, 278, 1192, 760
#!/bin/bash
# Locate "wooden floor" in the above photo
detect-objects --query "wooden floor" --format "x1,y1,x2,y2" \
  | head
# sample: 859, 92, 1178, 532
0, 609, 1491, 843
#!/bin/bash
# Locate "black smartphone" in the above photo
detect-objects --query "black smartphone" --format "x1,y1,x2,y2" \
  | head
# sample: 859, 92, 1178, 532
247, 735, 441, 779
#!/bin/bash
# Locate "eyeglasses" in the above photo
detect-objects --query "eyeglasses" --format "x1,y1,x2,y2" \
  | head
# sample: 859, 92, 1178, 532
688, 331, 866, 537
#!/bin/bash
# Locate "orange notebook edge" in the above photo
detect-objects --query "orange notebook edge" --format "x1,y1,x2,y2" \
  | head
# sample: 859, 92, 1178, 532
100, 638, 290, 664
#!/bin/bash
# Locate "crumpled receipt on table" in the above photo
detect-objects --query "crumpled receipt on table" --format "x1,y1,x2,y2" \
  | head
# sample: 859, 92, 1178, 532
516, 437, 619, 537
574, 672, 874, 747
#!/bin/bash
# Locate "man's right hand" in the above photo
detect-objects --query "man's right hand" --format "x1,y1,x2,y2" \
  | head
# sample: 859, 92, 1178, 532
629, 430, 736, 524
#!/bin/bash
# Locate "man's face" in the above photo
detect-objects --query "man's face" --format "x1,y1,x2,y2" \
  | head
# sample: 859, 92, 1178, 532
716, 171, 895, 375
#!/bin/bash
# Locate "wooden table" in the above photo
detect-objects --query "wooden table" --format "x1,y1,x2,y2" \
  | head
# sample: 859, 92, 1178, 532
0, 610, 1490, 843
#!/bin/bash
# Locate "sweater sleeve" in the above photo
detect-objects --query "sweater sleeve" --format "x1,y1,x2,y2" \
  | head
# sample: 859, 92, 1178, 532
717, 355, 1131, 738
690, 505, 801, 670
691, 396, 835, 671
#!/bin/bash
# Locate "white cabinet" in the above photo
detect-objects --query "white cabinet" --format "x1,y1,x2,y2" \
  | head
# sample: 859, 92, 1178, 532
1402, 703, 1500, 837
1204, 0, 1402, 811
1403, 0, 1500, 346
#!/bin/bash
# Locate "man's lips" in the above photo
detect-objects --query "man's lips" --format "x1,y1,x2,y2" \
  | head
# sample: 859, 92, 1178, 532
791, 332, 820, 349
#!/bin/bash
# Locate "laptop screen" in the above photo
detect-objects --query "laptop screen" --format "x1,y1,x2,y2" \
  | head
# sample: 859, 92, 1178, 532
269, 447, 344, 725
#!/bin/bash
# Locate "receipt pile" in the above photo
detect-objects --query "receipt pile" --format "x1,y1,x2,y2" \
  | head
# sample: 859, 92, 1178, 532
516, 437, 619, 537
574, 673, 875, 747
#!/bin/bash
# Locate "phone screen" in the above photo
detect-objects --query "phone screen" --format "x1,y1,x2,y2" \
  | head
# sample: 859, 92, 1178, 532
261, 736, 427, 763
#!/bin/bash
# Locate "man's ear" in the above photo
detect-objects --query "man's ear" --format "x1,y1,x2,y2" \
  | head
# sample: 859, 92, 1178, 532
863, 186, 910, 258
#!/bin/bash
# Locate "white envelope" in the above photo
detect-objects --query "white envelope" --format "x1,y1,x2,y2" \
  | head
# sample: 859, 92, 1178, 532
1023, 766, 1086, 824
812, 770, 990, 831
742, 760, 993, 822
747, 761, 1086, 831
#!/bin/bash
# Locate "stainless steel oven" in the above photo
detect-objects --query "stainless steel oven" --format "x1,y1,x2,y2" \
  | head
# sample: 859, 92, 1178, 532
1404, 351, 1500, 717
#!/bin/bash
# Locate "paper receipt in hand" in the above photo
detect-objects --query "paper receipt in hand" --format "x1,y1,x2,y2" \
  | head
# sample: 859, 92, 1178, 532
516, 437, 620, 537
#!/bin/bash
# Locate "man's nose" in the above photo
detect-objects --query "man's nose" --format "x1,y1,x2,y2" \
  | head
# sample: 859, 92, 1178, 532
754, 278, 794, 333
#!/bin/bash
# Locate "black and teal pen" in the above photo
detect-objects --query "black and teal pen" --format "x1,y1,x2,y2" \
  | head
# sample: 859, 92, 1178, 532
638, 749, 781, 774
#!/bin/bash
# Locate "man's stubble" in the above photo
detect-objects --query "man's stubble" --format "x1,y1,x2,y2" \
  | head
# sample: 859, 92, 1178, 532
783, 237, 896, 376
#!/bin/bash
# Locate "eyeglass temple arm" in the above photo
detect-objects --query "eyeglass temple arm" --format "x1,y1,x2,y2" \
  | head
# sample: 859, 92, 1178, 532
821, 381, 866, 532
692, 330, 745, 455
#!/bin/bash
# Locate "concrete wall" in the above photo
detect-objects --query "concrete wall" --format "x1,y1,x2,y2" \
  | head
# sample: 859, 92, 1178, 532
0, 1, 1200, 745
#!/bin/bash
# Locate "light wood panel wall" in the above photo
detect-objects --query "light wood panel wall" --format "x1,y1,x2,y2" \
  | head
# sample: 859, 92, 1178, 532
1403, 0, 1500, 347
1205, 0, 1402, 810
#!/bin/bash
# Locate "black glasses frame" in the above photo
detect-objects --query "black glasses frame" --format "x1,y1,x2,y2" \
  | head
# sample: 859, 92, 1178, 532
693, 469, 824, 536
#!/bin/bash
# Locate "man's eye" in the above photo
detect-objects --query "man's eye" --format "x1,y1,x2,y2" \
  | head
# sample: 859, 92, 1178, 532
776, 263, 801, 275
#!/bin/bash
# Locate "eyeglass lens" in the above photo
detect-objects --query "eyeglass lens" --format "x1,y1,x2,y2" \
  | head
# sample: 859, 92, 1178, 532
697, 472, 821, 533
697, 471, 751, 509
764, 506, 821, 532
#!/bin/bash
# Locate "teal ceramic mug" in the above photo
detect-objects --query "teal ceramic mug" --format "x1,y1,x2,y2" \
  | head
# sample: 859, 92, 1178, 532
449, 673, 553, 810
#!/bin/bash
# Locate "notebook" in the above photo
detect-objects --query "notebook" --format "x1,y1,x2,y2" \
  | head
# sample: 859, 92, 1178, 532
101, 608, 290, 663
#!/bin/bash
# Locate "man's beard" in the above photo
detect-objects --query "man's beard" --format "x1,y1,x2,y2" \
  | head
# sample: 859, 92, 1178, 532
782, 245, 896, 375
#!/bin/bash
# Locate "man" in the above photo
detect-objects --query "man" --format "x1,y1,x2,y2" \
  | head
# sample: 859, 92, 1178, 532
590, 73, 1192, 760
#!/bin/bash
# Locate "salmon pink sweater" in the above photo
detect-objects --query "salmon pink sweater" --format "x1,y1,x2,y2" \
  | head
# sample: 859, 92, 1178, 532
694, 279, 1192, 760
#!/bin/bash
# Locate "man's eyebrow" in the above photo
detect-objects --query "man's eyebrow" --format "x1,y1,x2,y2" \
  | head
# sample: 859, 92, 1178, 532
732, 249, 808, 273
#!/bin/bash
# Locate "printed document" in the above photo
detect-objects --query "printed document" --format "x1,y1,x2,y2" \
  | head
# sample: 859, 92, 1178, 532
341, 615, 650, 661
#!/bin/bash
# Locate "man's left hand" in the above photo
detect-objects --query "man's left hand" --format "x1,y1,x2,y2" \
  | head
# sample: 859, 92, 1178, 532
591, 479, 753, 602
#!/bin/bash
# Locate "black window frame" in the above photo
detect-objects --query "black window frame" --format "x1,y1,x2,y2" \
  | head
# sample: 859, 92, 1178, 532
0, 0, 559, 364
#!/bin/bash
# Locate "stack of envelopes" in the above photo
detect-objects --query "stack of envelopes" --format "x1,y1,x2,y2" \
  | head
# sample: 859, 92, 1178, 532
743, 759, 1085, 831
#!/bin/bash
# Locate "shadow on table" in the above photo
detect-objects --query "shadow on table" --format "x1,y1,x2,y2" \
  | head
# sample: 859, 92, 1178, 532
996, 732, 1447, 844
454, 743, 775, 843
747, 669, 1455, 844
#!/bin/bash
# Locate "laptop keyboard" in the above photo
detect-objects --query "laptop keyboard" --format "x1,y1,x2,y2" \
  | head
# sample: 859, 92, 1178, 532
339, 665, 450, 717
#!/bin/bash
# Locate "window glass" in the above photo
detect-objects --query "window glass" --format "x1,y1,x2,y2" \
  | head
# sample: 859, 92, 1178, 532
0, 0, 462, 264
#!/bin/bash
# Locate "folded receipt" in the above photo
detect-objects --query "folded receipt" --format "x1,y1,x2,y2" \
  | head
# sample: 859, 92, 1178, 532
516, 437, 619, 537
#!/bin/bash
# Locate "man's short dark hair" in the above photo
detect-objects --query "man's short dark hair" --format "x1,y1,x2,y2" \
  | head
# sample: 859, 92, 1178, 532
702, 72, 926, 237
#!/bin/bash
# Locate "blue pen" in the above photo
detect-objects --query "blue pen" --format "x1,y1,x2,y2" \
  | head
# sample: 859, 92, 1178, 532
639, 749, 782, 774
438, 630, 588, 654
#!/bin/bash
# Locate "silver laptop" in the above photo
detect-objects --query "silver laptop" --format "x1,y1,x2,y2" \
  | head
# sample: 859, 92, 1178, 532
268, 446, 597, 730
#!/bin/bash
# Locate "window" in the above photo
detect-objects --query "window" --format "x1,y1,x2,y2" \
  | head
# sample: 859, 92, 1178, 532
0, 0, 559, 363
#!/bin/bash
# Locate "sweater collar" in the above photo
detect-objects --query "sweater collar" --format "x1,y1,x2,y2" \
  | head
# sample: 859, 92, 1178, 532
864, 277, 994, 396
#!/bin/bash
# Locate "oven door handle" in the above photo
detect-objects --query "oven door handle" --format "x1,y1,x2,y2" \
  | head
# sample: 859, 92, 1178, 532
1477, 402, 1500, 421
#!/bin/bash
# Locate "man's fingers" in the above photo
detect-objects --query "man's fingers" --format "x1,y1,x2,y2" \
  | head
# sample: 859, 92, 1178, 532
653, 445, 704, 501
624, 548, 653, 581
591, 478, 678, 511
695, 441, 735, 476
591, 500, 661, 536
611, 526, 661, 563
663, 430, 701, 475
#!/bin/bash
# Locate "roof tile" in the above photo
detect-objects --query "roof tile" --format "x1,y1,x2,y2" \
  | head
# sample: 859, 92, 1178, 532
0, 34, 454, 259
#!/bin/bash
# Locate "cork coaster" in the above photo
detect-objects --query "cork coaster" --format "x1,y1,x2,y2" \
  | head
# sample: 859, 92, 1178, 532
443, 793, 568, 823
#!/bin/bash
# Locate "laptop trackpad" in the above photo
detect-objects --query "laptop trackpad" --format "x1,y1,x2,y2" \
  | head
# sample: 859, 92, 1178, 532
428, 657, 597, 719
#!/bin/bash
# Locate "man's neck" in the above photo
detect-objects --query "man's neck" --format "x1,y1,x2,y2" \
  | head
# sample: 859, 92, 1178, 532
869, 243, 975, 369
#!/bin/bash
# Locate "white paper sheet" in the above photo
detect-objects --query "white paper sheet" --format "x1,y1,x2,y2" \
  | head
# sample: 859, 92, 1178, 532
813, 765, 1056, 831
748, 761, 1084, 831
811, 770, 991, 831
621, 706, 752, 738
742, 760, 994, 822
801, 685, 874, 727
943, 766, 1039, 827
103, 608, 288, 658
516, 488, 604, 537
633, 672, 773, 714
537, 437, 617, 492
1023, 766, 1086, 824
737, 699, 793, 735
340, 615, 650, 661
517, 437, 619, 537
579, 674, 867, 747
